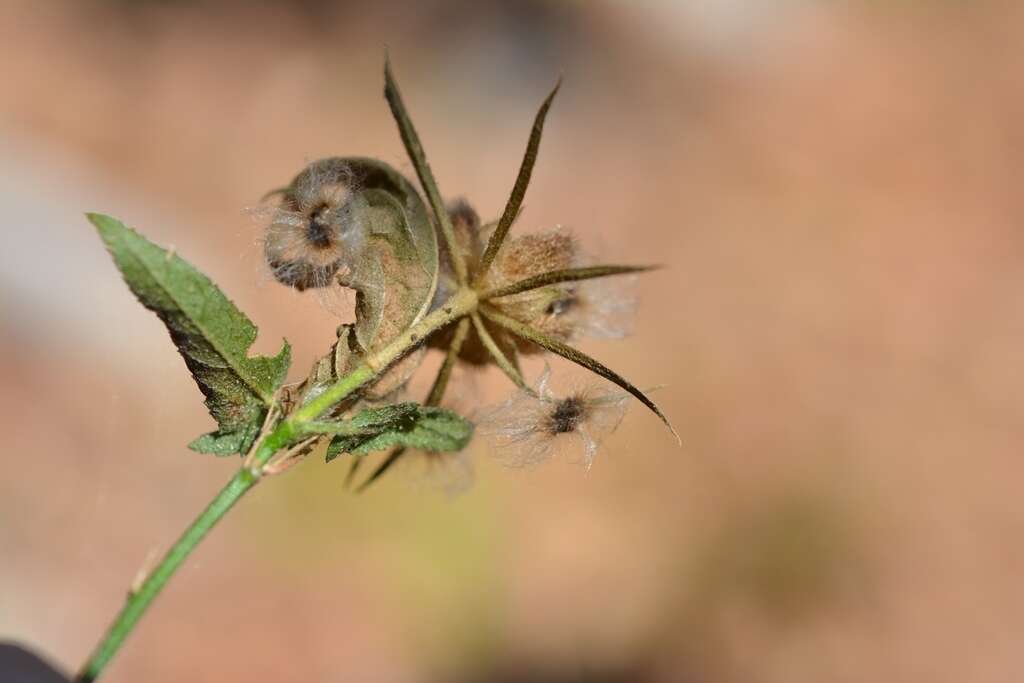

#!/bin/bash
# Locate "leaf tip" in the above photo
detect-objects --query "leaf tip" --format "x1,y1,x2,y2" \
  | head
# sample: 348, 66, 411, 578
383, 53, 396, 88
550, 74, 564, 99
660, 411, 682, 446
628, 387, 681, 446
86, 212, 119, 234
277, 338, 292, 362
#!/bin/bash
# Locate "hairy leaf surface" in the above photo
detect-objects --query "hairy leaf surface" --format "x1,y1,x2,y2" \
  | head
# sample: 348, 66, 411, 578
89, 213, 291, 455
324, 403, 473, 461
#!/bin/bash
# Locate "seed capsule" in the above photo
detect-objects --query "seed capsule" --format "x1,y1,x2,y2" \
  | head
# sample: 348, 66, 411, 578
262, 159, 367, 291
479, 229, 635, 346
477, 366, 630, 468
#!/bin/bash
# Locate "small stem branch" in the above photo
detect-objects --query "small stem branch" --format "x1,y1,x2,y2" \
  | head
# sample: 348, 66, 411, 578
357, 314, 472, 492
470, 312, 529, 391
292, 287, 477, 424
426, 316, 470, 406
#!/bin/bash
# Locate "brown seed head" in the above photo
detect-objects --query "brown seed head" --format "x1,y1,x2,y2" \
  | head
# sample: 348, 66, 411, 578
262, 159, 366, 291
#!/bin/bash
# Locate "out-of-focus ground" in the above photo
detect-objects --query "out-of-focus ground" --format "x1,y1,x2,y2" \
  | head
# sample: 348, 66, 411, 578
3, 0, 1024, 681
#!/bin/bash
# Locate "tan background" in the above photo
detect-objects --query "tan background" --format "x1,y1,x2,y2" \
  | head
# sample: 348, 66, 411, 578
3, 1, 1024, 681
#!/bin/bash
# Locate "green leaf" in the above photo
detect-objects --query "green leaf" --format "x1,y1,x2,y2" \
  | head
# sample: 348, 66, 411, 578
324, 403, 473, 462
354, 317, 474, 492
89, 213, 291, 455
187, 428, 260, 457
312, 402, 420, 437
470, 312, 529, 391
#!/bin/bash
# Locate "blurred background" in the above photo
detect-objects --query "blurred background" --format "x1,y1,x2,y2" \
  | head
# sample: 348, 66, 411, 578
3, 0, 1024, 681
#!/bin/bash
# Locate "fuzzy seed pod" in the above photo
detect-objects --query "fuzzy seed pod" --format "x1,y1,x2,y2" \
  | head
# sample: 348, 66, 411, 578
264, 157, 440, 404
262, 159, 368, 292
480, 229, 636, 347
534, 271, 637, 341
478, 229, 577, 349
477, 366, 629, 468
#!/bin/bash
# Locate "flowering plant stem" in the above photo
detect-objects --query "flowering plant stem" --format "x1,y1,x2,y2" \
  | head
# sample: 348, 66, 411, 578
76, 61, 674, 681
75, 288, 478, 683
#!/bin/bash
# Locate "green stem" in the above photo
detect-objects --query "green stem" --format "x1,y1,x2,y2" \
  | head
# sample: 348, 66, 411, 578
470, 312, 528, 390
77, 470, 254, 681
77, 288, 479, 681
292, 287, 477, 423
76, 420, 293, 683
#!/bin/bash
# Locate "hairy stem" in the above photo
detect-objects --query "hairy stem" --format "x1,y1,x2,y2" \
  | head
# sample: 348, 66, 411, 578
426, 315, 471, 406
470, 312, 529, 391
293, 287, 477, 422
357, 314, 473, 492
77, 472, 255, 681
75, 430, 286, 682
76, 288, 479, 681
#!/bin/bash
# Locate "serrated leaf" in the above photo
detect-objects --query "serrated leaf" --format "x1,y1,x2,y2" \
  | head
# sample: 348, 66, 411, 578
187, 427, 259, 457
324, 403, 473, 462
89, 213, 291, 455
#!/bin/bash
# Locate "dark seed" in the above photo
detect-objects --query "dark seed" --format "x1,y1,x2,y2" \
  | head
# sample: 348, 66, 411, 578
548, 396, 585, 434
546, 294, 576, 316
306, 205, 334, 249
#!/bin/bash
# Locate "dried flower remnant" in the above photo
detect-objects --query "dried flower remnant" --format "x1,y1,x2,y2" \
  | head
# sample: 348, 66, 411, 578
488, 236, 639, 345
261, 159, 367, 292
478, 366, 629, 469
477, 229, 576, 348
430, 222, 641, 370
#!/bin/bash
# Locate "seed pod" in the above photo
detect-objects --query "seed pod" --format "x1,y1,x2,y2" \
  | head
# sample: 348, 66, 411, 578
263, 159, 366, 292
476, 228, 579, 352
266, 157, 440, 401
477, 365, 630, 468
